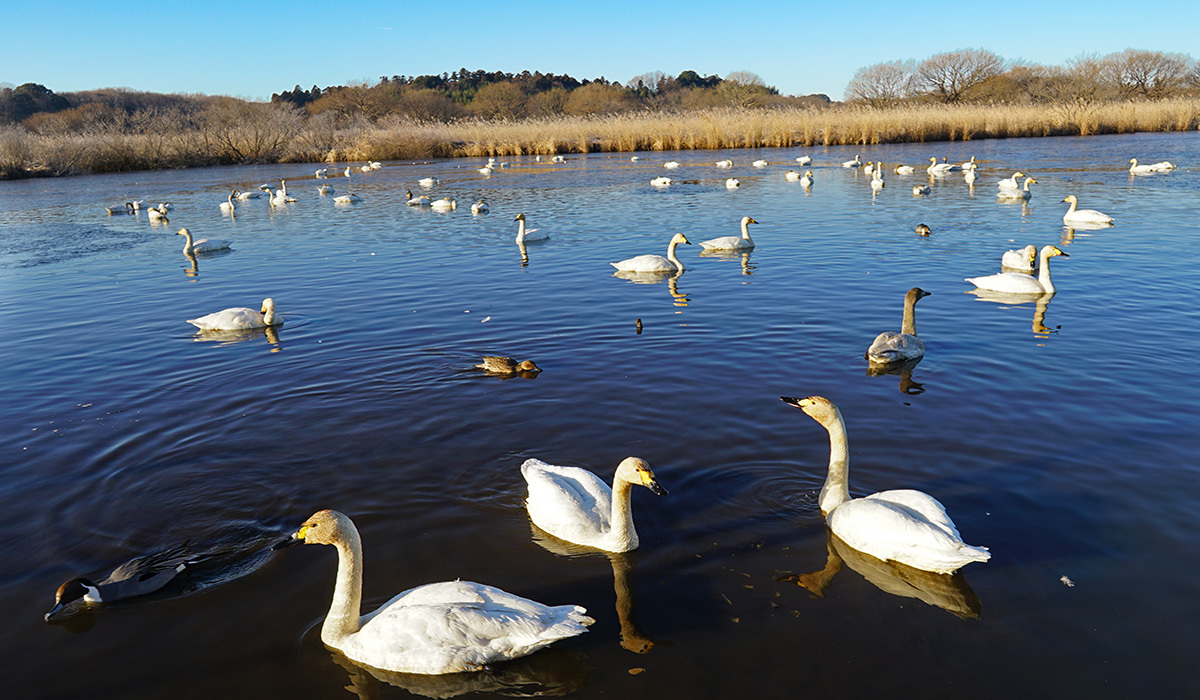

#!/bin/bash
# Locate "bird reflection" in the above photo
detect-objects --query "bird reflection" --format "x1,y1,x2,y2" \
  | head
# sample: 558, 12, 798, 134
192, 325, 282, 348
329, 646, 591, 699
1061, 227, 1076, 246
780, 529, 981, 619
699, 248, 755, 275
183, 252, 199, 278
517, 241, 529, 267
866, 357, 926, 395
530, 525, 667, 655
613, 269, 690, 307
966, 289, 1058, 336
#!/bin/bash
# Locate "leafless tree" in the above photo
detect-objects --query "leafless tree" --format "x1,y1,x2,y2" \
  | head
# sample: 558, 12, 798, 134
628, 71, 668, 94
719, 71, 772, 108
1102, 49, 1193, 99
915, 49, 1004, 102
844, 60, 916, 106
470, 82, 527, 119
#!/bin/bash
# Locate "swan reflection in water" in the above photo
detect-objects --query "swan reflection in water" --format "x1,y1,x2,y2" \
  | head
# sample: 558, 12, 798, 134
330, 645, 591, 700
191, 325, 282, 349
966, 289, 1058, 336
698, 248, 755, 276
613, 269, 689, 307
530, 524, 667, 655
780, 529, 982, 620
866, 357, 926, 395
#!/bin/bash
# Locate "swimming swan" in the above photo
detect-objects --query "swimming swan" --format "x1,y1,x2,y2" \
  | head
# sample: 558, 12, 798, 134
966, 245, 1068, 294
611, 233, 690, 273
333, 192, 362, 204
927, 157, 957, 175
664, 161, 680, 169
700, 216, 758, 251
187, 298, 281, 330
842, 155, 863, 168
514, 213, 549, 242
894, 165, 915, 174
997, 172, 1025, 190
522, 457, 668, 553
799, 170, 813, 188
866, 287, 930, 364
471, 199, 488, 214
997, 177, 1036, 200
318, 184, 335, 195
785, 170, 801, 181
725, 178, 740, 189
1061, 195, 1113, 224
1001, 244, 1037, 272
650, 176, 672, 187
219, 191, 236, 214
778, 396, 990, 574
177, 228, 231, 255
752, 159, 768, 167
796, 155, 812, 165
405, 190, 431, 207
279, 509, 593, 674
1128, 158, 1156, 174
912, 184, 930, 196
870, 163, 885, 190
431, 197, 457, 211
716, 159, 733, 168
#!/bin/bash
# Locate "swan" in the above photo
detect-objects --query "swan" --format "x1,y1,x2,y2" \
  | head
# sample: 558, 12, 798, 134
725, 178, 740, 189
961, 156, 977, 170
318, 183, 335, 195
177, 228, 230, 255
996, 177, 1036, 200
778, 396, 990, 574
187, 298, 281, 330
431, 197, 457, 211
405, 190, 431, 207
359, 165, 372, 173
514, 213, 548, 242
218, 191, 236, 214
842, 154, 862, 168
333, 192, 362, 204
966, 245, 1068, 294
235, 190, 263, 200
45, 542, 200, 621
716, 159, 733, 168
630, 155, 640, 161
1150, 160, 1176, 171
273, 180, 297, 203
912, 184, 930, 196
1001, 244, 1037, 272
611, 233, 690, 273
1128, 158, 1155, 174
471, 199, 488, 214
315, 168, 328, 178
700, 216, 758, 251
551, 155, 565, 163
927, 157, 957, 175
915, 223, 931, 236
147, 206, 169, 222
369, 161, 382, 170
785, 170, 801, 182
478, 166, 494, 175
997, 171, 1025, 190
870, 163, 885, 190
863, 162, 875, 176
894, 164, 915, 174
522, 457, 668, 553
964, 169, 977, 185
476, 356, 540, 374
278, 509, 592, 675
1062, 195, 1113, 224
128, 200, 145, 210
418, 177, 438, 188
752, 159, 768, 167
866, 287, 930, 364
799, 170, 813, 188
106, 203, 133, 215
650, 176, 672, 187
344, 166, 353, 177
664, 161, 680, 169
796, 155, 812, 165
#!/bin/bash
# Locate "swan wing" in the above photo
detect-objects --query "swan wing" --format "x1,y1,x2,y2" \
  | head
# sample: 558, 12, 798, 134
191, 238, 231, 253
829, 494, 989, 574
699, 236, 751, 251
964, 272, 1044, 294
522, 459, 612, 543
187, 307, 264, 330
611, 254, 674, 272
867, 332, 924, 363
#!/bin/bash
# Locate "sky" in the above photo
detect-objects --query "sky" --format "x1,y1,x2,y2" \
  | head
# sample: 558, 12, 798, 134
4, 1, 1198, 101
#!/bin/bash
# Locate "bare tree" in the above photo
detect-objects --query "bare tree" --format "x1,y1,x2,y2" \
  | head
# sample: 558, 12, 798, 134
628, 71, 668, 95
719, 71, 772, 108
844, 60, 916, 106
1102, 49, 1192, 99
470, 82, 527, 119
915, 49, 1004, 103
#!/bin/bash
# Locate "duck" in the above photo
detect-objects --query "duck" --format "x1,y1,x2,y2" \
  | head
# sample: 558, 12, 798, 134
778, 396, 990, 574
785, 170, 801, 182
912, 184, 930, 196
476, 356, 540, 374
894, 164, 915, 174
1062, 194, 1113, 224
611, 233, 690, 273
997, 177, 1036, 200
218, 191, 237, 213
799, 170, 813, 188
725, 178, 740, 189
700, 216, 758, 251
997, 171, 1025, 190
514, 213, 549, 242
650, 176, 672, 187
842, 154, 863, 168
45, 542, 199, 621
471, 199, 489, 214
966, 245, 1069, 294
405, 190, 431, 207
866, 287, 930, 365
1128, 158, 1155, 174
663, 161, 680, 169
715, 159, 733, 168
915, 223, 931, 236
752, 159, 768, 167
1001, 244, 1037, 272
318, 183, 335, 195
795, 155, 812, 165
187, 298, 281, 330
431, 197, 457, 211
522, 457, 668, 553
177, 228, 231, 255
277, 510, 593, 675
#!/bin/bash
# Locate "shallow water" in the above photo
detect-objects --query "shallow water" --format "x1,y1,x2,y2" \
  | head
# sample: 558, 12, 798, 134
2, 131, 1197, 698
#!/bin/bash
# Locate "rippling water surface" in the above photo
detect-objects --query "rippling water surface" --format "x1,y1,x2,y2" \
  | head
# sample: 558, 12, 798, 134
2, 132, 1197, 698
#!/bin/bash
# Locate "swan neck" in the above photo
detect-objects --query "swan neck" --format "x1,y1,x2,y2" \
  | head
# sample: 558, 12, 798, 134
610, 478, 639, 550
180, 232, 194, 254
901, 295, 919, 336
666, 240, 684, 270
516, 218, 525, 242
322, 529, 364, 646
740, 220, 753, 241
1037, 251, 1056, 293
1065, 199, 1077, 215
818, 416, 851, 515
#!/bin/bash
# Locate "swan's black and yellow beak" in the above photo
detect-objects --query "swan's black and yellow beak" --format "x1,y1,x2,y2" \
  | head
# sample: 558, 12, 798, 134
646, 476, 668, 497
272, 526, 307, 551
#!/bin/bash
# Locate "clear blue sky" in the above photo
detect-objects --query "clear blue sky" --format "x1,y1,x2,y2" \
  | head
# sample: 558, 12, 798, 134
4, 0, 1197, 100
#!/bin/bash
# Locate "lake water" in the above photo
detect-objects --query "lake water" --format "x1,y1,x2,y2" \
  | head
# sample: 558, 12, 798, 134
2, 131, 1197, 699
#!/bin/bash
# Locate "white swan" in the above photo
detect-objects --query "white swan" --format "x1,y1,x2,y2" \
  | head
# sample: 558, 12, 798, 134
725, 178, 740, 189
333, 192, 362, 204
799, 170, 813, 188
431, 197, 457, 211
611, 233, 690, 273
272, 180, 297, 203
315, 168, 328, 178
279, 509, 592, 675
779, 396, 990, 574
318, 183, 335, 195
630, 155, 640, 161
187, 298, 280, 330
235, 190, 262, 200
996, 177, 1036, 200
663, 161, 680, 169
513, 213, 548, 242
650, 176, 672, 187
927, 156, 958, 175
471, 199, 488, 214
218, 191, 236, 214
894, 164, 915, 174
752, 159, 768, 167
344, 166, 352, 177
997, 171, 1025, 190
359, 164, 372, 173
1150, 160, 1176, 171
405, 190, 431, 207
785, 170, 801, 182
966, 245, 1068, 294
478, 166, 494, 175
418, 177, 438, 188
842, 154, 863, 168
964, 169, 977, 185
912, 184, 930, 196
866, 287, 930, 364
1128, 158, 1155, 174
369, 161, 382, 170
106, 203, 133, 215
870, 163, 885, 190
796, 155, 812, 165
523, 457, 667, 553
147, 206, 169, 222
177, 228, 230, 255
700, 216, 758, 251
1001, 244, 1037, 272
1062, 194, 1113, 224
551, 155, 565, 163
961, 156, 977, 171
716, 159, 734, 168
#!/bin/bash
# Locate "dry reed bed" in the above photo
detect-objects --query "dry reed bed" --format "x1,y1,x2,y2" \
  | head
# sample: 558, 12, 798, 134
2, 99, 1197, 178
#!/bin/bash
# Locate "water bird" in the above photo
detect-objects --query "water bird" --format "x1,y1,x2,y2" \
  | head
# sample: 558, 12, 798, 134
522, 457, 667, 553
235, 190, 263, 200
431, 197, 457, 211
360, 164, 372, 173
752, 159, 768, 167
275, 509, 592, 675
177, 228, 230, 255
778, 396, 990, 574
997, 171, 1025, 190
915, 223, 931, 236
1001, 245, 1037, 273
785, 170, 801, 181
700, 216, 758, 251
418, 177, 438, 188
966, 245, 1068, 294
344, 166, 352, 177
927, 156, 959, 175
997, 177, 1036, 200
476, 356, 540, 374
551, 155, 565, 163
1128, 158, 1155, 174
318, 183, 335, 195
46, 543, 199, 621
796, 155, 812, 165
870, 163, 885, 190
187, 298, 281, 330
611, 233, 690, 273
1062, 195, 1113, 224
725, 178, 740, 189
863, 162, 875, 176
961, 156, 977, 170
106, 203, 133, 215
650, 176, 672, 187
842, 155, 863, 168
471, 199, 488, 214
799, 170, 813, 188
514, 213, 548, 242
964, 169, 977, 185
894, 164, 915, 174
630, 155, 640, 161
333, 192, 362, 204
405, 190, 431, 207
716, 159, 733, 168
147, 206, 169, 222
912, 184, 930, 196
369, 161, 382, 170
315, 168, 328, 178
664, 161, 680, 169
478, 165, 494, 175
866, 287, 930, 365
272, 180, 297, 203
219, 191, 236, 214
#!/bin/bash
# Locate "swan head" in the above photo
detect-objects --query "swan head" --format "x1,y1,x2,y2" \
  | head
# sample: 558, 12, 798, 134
1062, 195, 1078, 204
514, 213, 526, 222
176, 228, 192, 239
915, 223, 931, 236
741, 216, 759, 227
906, 287, 931, 303
285, 509, 353, 547
930, 157, 937, 164
1013, 172, 1024, 178
670, 233, 691, 246
1042, 245, 1069, 259
779, 395, 843, 428
615, 457, 668, 496
260, 298, 276, 315
805, 170, 813, 177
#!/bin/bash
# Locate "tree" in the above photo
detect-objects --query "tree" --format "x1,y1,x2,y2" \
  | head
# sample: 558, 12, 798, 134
627, 71, 668, 98
470, 82, 527, 119
844, 60, 916, 106
718, 71, 773, 109
1102, 49, 1193, 99
563, 83, 635, 115
915, 49, 1004, 103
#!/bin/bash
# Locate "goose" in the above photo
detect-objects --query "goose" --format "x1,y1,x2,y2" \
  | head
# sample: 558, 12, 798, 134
700, 216, 758, 251
927, 157, 957, 175
650, 176, 672, 187
997, 177, 1036, 200
471, 199, 488, 214
187, 298, 281, 330
177, 228, 231, 255
785, 170, 801, 182
912, 184, 930, 196
277, 509, 592, 675
522, 457, 667, 553
1062, 195, 1113, 224
105, 203, 133, 215
866, 287, 930, 364
725, 178, 740, 189
778, 396, 990, 574
799, 170, 813, 188
430, 197, 457, 211
966, 245, 1068, 294
894, 164, 915, 174
405, 189, 431, 207
218, 191, 236, 214
796, 155, 812, 165
842, 154, 863, 168
1128, 158, 1155, 174
997, 172, 1025, 190
476, 356, 540, 374
915, 223, 931, 236
513, 213, 548, 242
1001, 245, 1037, 272
870, 163, 885, 190
45, 543, 199, 621
664, 161, 680, 169
716, 159, 733, 168
611, 233, 690, 273
318, 183, 335, 195
315, 168, 328, 178
752, 159, 768, 167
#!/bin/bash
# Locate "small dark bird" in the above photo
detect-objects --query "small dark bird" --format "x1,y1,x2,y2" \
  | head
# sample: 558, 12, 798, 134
915, 223, 931, 236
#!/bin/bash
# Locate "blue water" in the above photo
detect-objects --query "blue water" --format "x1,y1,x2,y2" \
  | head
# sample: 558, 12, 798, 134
2, 131, 1197, 698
